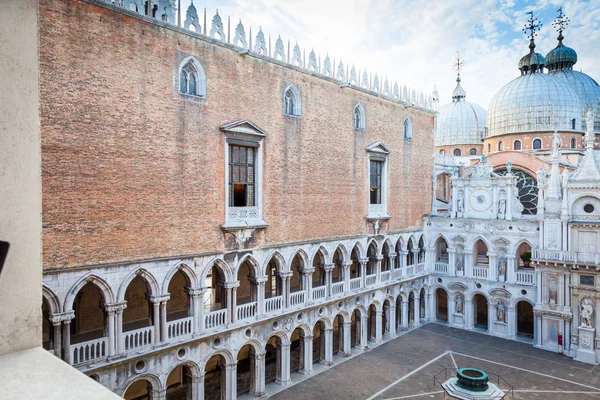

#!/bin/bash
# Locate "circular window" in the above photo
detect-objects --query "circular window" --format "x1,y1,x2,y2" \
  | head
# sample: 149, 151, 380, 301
356, 297, 361, 304
272, 321, 279, 330
213, 337, 222, 347
437, 277, 442, 283
371, 292, 375, 299
88, 374, 100, 382
245, 328, 253, 338
475, 283, 482, 289
497, 170, 539, 215
297, 312, 304, 321
521, 289, 527, 296
338, 301, 344, 309
584, 204, 595, 213
318, 306, 325, 316
134, 360, 147, 373
177, 347, 187, 359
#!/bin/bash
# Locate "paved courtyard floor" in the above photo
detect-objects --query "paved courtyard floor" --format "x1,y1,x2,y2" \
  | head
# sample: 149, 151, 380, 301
270, 323, 600, 400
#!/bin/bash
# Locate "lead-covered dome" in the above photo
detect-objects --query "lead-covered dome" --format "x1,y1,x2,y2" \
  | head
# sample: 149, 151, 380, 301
487, 72, 582, 136
436, 77, 486, 146
550, 70, 600, 133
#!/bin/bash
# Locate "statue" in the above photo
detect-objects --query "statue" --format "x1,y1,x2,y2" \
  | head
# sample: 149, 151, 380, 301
456, 250, 464, 272
498, 257, 506, 280
457, 193, 464, 215
455, 294, 464, 315
553, 131, 562, 152
580, 298, 594, 328
498, 198, 506, 219
537, 168, 547, 186
506, 161, 512, 175
496, 301, 506, 323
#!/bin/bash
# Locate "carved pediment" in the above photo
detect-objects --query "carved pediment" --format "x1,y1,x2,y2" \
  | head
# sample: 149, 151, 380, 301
448, 282, 468, 292
489, 288, 511, 299
221, 120, 268, 138
366, 142, 391, 155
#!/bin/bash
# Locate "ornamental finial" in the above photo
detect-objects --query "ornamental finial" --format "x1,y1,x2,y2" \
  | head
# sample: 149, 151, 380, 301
523, 11, 542, 47
452, 52, 466, 81
552, 7, 570, 43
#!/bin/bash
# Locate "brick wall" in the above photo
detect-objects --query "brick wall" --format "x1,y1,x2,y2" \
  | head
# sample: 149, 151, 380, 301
40, 0, 434, 270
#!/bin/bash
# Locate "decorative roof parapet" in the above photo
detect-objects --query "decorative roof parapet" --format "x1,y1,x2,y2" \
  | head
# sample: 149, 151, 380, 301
95, 0, 434, 112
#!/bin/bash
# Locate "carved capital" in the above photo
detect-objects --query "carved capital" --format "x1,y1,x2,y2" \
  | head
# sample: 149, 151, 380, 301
50, 311, 75, 324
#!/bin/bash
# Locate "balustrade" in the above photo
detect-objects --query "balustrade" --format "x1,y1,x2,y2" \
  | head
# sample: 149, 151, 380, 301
205, 309, 227, 329
237, 302, 257, 321
331, 281, 344, 296
289, 291, 305, 307
381, 270, 391, 282
349, 277, 361, 291
312, 286, 326, 300
167, 317, 193, 339
416, 263, 425, 274
71, 337, 108, 365
472, 266, 489, 279
534, 248, 600, 265
406, 266, 415, 276
365, 274, 377, 287
393, 268, 403, 280
265, 295, 283, 313
516, 271, 535, 285
124, 326, 153, 352
434, 262, 449, 274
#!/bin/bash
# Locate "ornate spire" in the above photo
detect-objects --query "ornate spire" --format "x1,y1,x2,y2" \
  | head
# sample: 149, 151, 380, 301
451, 53, 467, 101
547, 7, 577, 71
518, 11, 546, 74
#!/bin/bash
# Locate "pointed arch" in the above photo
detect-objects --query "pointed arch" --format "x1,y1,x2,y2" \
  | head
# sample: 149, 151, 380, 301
395, 236, 406, 252
311, 246, 330, 266
332, 243, 348, 264
287, 248, 309, 273
262, 250, 286, 276
467, 235, 492, 251
353, 103, 366, 130
64, 273, 114, 312
283, 84, 301, 116
235, 254, 261, 280
510, 238, 535, 254
200, 258, 233, 288
118, 268, 160, 302
350, 304, 368, 316
403, 117, 413, 139
42, 284, 61, 315
162, 262, 198, 294
178, 56, 206, 97
350, 241, 365, 259
366, 238, 379, 254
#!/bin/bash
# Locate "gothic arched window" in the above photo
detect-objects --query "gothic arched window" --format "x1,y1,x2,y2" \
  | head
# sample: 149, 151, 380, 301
533, 138, 542, 149
514, 140, 521, 150
497, 169, 538, 215
403, 117, 412, 139
353, 104, 365, 130
178, 57, 206, 97
283, 85, 301, 116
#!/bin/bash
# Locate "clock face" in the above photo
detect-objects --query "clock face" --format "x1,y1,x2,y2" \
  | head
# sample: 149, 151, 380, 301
469, 189, 492, 212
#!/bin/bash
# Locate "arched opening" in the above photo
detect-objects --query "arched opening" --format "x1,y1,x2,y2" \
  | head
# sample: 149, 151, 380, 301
350, 245, 361, 280
204, 264, 227, 329
453, 148, 461, 156
470, 148, 477, 155
166, 364, 194, 400
474, 240, 489, 267
313, 320, 326, 364
289, 328, 305, 376
236, 344, 258, 396
395, 239, 404, 269
351, 309, 361, 348
517, 301, 534, 339
123, 276, 154, 350
332, 314, 345, 356
395, 295, 403, 332
498, 141, 504, 151
533, 138, 542, 149
435, 237, 449, 263
381, 242, 391, 272
408, 292, 415, 323
497, 169, 539, 215
473, 294, 488, 330
439, 149, 446, 155
436, 289, 448, 322
290, 254, 305, 306
283, 85, 301, 116
312, 250, 327, 300
266, 335, 285, 385
124, 378, 154, 400
403, 117, 412, 139
353, 104, 365, 130
265, 257, 284, 312
367, 304, 377, 342
418, 236, 425, 264
382, 299, 391, 337
42, 297, 54, 352
419, 288, 426, 320
367, 241, 378, 277
71, 282, 108, 364
167, 270, 192, 339
332, 247, 344, 287
571, 137, 576, 149
204, 354, 226, 400
237, 260, 258, 321
517, 242, 533, 270
407, 239, 415, 266
487, 143, 491, 153
514, 140, 521, 150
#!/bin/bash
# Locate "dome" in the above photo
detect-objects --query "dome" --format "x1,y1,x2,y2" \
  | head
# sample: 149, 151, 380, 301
546, 44, 577, 71
487, 72, 582, 137
550, 69, 600, 133
436, 78, 487, 146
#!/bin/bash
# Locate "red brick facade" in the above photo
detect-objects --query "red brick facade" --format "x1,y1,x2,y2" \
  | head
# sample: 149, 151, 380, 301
40, 0, 434, 270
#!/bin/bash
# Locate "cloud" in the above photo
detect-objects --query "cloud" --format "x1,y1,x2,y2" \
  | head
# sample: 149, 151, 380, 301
178, 0, 600, 110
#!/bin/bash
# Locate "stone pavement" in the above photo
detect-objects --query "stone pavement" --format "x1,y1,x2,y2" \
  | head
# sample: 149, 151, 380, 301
270, 323, 600, 400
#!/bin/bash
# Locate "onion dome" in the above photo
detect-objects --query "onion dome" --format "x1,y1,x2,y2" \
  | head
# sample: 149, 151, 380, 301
518, 40, 546, 75
546, 36, 577, 71
435, 76, 487, 146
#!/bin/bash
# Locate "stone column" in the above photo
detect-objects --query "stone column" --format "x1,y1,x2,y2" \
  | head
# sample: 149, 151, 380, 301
224, 362, 237, 399
281, 273, 292, 309
388, 305, 397, 338
187, 288, 204, 335
343, 321, 352, 356
465, 299, 474, 330
324, 328, 334, 365
414, 296, 421, 326
488, 252, 497, 282
303, 335, 313, 375
448, 248, 456, 276
399, 250, 408, 270
535, 311, 543, 347
360, 315, 368, 349
324, 264, 334, 299
160, 298, 169, 343
60, 311, 75, 364
375, 310, 383, 342
192, 374, 204, 400
359, 258, 368, 287
52, 320, 62, 358
254, 352, 266, 397
150, 296, 161, 345
425, 248, 435, 273
401, 300, 409, 329
448, 297, 455, 326
303, 269, 314, 304
105, 307, 116, 357
506, 255, 516, 284
108, 302, 126, 355
536, 271, 543, 305
256, 278, 266, 317
507, 306, 516, 339
487, 303, 495, 334
375, 255, 383, 283
388, 253, 397, 271
150, 389, 166, 400
231, 287, 238, 323
279, 343, 291, 385
426, 293, 435, 321
411, 250, 419, 266
342, 262, 352, 292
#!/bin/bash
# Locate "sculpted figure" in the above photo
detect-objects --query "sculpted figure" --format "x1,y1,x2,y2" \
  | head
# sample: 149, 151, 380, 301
580, 298, 594, 328
456, 250, 464, 272
498, 257, 506, 280
537, 168, 547, 186
497, 302, 506, 323
457, 193, 464, 215
456, 295, 464, 314
498, 198, 506, 219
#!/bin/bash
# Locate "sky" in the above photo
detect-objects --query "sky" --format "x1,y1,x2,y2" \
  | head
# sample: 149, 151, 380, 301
178, 0, 600, 109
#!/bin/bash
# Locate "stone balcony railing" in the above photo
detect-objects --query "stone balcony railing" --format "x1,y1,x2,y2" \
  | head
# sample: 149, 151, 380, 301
534, 248, 600, 266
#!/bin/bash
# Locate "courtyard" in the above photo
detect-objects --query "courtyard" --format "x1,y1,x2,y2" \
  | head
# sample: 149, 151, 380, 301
270, 323, 600, 400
